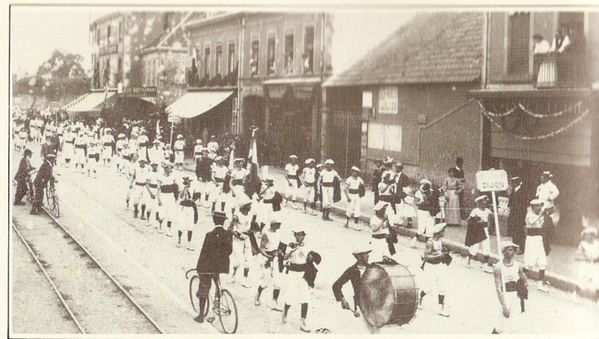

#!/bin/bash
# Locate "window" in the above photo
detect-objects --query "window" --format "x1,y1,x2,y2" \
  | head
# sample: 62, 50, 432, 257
267, 35, 276, 75
204, 46, 211, 77
284, 33, 294, 74
250, 39, 259, 76
507, 12, 530, 76
227, 42, 235, 74
117, 57, 122, 83
303, 26, 314, 74
368, 123, 402, 152
107, 25, 111, 44
96, 28, 100, 45
377, 86, 399, 114
105, 59, 111, 86
215, 45, 223, 75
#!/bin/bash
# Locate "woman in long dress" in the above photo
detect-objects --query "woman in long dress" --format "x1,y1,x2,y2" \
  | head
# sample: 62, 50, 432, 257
444, 168, 464, 226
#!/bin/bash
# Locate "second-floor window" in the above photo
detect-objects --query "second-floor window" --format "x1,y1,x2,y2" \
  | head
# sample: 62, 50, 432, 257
228, 42, 235, 74
117, 57, 122, 83
507, 12, 530, 76
204, 46, 211, 78
303, 26, 314, 74
107, 25, 111, 44
284, 33, 294, 74
267, 35, 276, 75
250, 40, 259, 76
215, 45, 223, 76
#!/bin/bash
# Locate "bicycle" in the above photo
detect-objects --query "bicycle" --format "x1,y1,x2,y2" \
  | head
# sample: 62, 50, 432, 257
186, 269, 238, 334
45, 180, 60, 217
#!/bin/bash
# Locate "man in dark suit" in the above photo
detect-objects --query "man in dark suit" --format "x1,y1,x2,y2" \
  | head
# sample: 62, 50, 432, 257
30, 152, 57, 215
394, 162, 410, 201
195, 210, 233, 323
507, 177, 528, 254
14, 149, 34, 205
371, 159, 384, 204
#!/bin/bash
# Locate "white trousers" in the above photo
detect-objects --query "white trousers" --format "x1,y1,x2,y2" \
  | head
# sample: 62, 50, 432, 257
524, 235, 547, 270
176, 205, 196, 232
158, 194, 178, 222
322, 186, 334, 209
131, 184, 146, 206
258, 256, 282, 289
286, 180, 300, 200
231, 237, 251, 269
346, 193, 361, 218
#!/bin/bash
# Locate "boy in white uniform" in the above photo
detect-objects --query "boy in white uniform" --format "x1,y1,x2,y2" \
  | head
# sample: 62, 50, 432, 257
176, 176, 198, 250
131, 159, 150, 220
148, 140, 163, 166
254, 218, 284, 311
86, 140, 100, 178
62, 127, 75, 168
420, 223, 451, 317
101, 128, 115, 167
137, 130, 149, 162
301, 159, 317, 215
524, 199, 550, 292
174, 134, 186, 170
573, 227, 599, 302
492, 241, 527, 334
345, 166, 364, 228
369, 201, 392, 263
285, 155, 301, 209
193, 139, 203, 161
319, 159, 341, 221
229, 198, 253, 287
157, 163, 178, 235
211, 156, 230, 214
467, 195, 494, 273
230, 158, 248, 209
144, 162, 161, 227
536, 171, 560, 225
74, 131, 87, 173
115, 134, 127, 174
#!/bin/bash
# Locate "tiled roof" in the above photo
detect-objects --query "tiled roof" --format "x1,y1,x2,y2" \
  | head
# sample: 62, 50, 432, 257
324, 12, 483, 87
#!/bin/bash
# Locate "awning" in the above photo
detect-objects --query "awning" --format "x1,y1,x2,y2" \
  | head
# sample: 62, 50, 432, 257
140, 97, 157, 105
263, 77, 321, 100
63, 91, 116, 113
166, 90, 233, 120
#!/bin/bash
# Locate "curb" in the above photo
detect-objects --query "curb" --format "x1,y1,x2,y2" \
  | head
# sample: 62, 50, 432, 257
181, 163, 592, 300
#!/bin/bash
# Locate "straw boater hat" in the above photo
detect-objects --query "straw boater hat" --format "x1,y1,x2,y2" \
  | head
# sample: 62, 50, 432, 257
351, 166, 361, 173
234, 158, 245, 164
530, 199, 543, 206
177, 134, 183, 140
501, 241, 519, 252
581, 227, 598, 238
475, 195, 488, 203
542, 171, 553, 178
304, 158, 315, 165
325, 159, 334, 165
352, 242, 372, 256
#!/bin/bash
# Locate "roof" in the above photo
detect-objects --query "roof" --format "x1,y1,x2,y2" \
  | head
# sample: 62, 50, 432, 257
324, 12, 483, 87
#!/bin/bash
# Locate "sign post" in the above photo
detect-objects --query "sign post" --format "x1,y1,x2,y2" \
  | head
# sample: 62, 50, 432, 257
476, 169, 509, 291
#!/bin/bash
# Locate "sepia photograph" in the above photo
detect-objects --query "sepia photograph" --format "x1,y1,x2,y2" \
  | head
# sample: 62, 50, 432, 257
5, 1, 599, 337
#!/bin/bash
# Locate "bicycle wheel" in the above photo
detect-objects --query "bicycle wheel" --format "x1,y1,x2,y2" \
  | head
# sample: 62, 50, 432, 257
217, 289, 238, 334
188, 275, 200, 313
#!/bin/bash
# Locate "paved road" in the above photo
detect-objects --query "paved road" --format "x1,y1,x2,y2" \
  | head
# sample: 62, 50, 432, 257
10, 150, 599, 334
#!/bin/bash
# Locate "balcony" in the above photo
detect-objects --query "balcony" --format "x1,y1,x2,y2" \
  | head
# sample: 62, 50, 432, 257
533, 52, 587, 89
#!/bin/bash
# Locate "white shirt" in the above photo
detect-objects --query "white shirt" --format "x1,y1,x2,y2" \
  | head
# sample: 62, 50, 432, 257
212, 165, 228, 182
234, 211, 252, 233
346, 176, 364, 191
469, 207, 493, 224
262, 228, 282, 252
231, 168, 248, 180
207, 141, 219, 153
174, 140, 185, 151
320, 169, 339, 184
525, 210, 544, 229
536, 181, 559, 208
534, 40, 551, 54
285, 163, 300, 176
302, 167, 316, 184
135, 166, 150, 184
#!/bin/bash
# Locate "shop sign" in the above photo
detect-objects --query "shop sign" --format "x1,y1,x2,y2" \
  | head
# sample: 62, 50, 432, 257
378, 86, 398, 114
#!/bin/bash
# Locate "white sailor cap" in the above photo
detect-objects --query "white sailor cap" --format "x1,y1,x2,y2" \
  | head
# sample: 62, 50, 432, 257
352, 242, 372, 256
234, 158, 245, 163
289, 155, 298, 160
177, 134, 183, 139
542, 171, 553, 177
304, 158, 315, 165
475, 195, 488, 203
293, 227, 306, 236
351, 166, 361, 173
196, 139, 202, 144
501, 241, 519, 252
529, 199, 543, 206
270, 217, 282, 225
581, 227, 598, 237
215, 156, 224, 162
325, 159, 334, 165
419, 178, 432, 186
374, 201, 388, 211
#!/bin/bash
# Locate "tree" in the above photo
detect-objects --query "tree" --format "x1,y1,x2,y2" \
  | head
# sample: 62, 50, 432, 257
14, 50, 90, 108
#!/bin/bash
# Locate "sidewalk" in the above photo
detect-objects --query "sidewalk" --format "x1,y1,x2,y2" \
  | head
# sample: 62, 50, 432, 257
182, 160, 586, 296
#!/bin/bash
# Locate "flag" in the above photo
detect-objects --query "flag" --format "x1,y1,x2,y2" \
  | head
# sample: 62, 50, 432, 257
245, 128, 261, 198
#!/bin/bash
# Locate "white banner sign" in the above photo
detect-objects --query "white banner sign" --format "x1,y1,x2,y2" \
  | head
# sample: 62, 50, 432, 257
476, 169, 508, 192
378, 86, 398, 114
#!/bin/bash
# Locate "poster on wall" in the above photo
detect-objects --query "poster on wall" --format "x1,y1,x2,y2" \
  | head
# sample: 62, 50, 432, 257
378, 86, 398, 114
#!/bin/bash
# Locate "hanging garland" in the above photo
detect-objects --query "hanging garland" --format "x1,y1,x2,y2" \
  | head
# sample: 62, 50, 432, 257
479, 106, 590, 141
518, 101, 582, 118
476, 100, 515, 117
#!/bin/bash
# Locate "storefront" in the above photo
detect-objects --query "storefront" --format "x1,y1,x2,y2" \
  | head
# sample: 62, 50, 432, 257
474, 89, 598, 245
262, 77, 321, 166
61, 89, 117, 120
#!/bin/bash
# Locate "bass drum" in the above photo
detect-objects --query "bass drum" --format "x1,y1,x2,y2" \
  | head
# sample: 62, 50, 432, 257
358, 264, 419, 328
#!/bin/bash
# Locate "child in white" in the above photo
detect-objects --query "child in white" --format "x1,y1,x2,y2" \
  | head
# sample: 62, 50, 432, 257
345, 166, 364, 228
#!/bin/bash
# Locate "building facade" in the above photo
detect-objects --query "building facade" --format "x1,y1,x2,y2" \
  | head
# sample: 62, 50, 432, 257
180, 12, 333, 165
472, 11, 599, 244
323, 12, 484, 183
